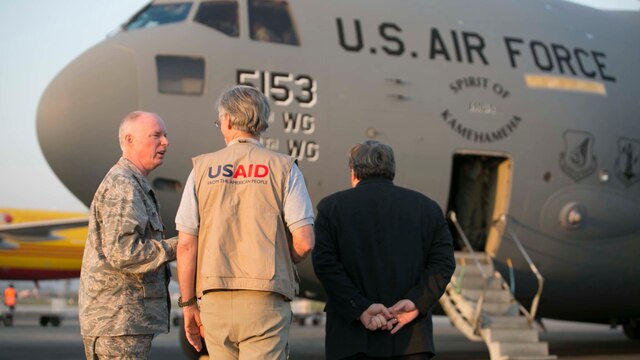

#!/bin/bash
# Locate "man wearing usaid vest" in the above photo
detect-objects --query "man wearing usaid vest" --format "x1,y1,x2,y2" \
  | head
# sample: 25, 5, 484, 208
175, 85, 315, 359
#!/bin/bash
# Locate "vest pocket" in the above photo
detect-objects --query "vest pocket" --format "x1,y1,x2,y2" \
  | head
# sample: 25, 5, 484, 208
201, 207, 277, 280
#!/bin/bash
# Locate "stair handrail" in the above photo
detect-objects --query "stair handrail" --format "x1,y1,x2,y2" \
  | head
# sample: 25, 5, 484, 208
448, 211, 491, 332
495, 214, 545, 325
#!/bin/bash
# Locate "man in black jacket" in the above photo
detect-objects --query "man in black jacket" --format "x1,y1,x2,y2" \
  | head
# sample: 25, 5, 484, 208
312, 141, 455, 359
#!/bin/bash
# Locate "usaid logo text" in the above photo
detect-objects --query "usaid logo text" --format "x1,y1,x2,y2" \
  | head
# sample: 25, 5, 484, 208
208, 164, 270, 179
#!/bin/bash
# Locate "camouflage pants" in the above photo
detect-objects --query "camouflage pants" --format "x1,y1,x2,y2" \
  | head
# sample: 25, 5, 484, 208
82, 335, 153, 360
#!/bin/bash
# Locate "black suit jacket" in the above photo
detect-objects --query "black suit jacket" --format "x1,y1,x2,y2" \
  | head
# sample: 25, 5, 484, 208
312, 177, 455, 360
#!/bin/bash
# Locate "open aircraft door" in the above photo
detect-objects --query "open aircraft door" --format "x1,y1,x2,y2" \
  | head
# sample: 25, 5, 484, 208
441, 153, 557, 359
446, 151, 513, 256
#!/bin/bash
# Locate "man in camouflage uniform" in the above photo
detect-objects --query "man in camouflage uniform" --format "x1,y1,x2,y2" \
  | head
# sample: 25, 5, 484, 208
79, 111, 178, 359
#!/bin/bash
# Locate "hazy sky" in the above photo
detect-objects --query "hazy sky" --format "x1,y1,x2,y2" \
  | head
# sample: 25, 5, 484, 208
565, 0, 639, 10
0, 1, 147, 212
0, 0, 637, 213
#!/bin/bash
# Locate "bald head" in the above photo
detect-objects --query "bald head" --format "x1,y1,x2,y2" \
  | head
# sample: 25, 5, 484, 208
119, 111, 169, 176
119, 111, 160, 151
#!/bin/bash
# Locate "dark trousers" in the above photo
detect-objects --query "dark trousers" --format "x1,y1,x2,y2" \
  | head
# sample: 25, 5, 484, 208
344, 352, 433, 360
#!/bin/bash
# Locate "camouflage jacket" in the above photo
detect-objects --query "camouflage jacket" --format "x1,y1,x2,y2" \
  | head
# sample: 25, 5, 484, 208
79, 158, 178, 336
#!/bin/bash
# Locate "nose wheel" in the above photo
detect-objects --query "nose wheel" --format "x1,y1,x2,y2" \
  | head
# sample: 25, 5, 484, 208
39, 315, 62, 327
1, 313, 13, 326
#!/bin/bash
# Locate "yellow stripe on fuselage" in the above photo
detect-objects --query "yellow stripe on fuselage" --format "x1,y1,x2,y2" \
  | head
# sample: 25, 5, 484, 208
525, 74, 607, 95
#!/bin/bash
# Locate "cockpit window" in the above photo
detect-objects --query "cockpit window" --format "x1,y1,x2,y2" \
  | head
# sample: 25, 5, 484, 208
125, 3, 193, 31
156, 55, 205, 96
249, 0, 299, 46
194, 0, 239, 37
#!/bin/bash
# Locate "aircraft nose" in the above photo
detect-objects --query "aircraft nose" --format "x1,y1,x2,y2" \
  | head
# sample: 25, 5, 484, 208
37, 43, 139, 206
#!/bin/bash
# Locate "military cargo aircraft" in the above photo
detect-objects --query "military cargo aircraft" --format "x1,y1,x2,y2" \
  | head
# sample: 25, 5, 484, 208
31, 0, 639, 358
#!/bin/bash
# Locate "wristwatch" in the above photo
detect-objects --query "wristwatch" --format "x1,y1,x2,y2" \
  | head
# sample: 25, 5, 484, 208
178, 296, 197, 307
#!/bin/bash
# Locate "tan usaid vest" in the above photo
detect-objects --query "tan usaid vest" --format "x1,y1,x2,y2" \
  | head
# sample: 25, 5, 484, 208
192, 140, 299, 300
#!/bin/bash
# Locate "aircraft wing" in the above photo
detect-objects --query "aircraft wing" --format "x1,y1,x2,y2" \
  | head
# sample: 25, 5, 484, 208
0, 217, 89, 249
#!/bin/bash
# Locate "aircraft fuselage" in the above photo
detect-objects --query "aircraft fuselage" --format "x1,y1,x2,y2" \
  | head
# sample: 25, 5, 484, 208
37, 0, 640, 324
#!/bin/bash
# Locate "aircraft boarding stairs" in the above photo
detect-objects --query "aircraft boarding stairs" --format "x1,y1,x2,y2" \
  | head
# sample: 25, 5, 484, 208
439, 213, 557, 360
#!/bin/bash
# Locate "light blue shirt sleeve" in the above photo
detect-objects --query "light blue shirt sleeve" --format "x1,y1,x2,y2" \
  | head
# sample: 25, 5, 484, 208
175, 170, 199, 235
174, 164, 314, 235
284, 163, 315, 232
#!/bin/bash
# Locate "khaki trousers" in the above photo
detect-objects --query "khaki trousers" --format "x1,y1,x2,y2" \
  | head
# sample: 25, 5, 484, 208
200, 290, 291, 360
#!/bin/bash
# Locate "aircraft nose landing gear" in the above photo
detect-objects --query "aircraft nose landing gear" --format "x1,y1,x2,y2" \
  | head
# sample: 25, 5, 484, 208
39, 315, 62, 327
1, 313, 13, 326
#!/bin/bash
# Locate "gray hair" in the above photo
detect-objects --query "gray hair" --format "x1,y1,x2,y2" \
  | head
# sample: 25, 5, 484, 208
348, 140, 396, 180
216, 85, 270, 135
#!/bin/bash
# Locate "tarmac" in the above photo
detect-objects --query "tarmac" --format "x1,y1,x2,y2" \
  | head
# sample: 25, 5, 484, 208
1, 308, 639, 360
